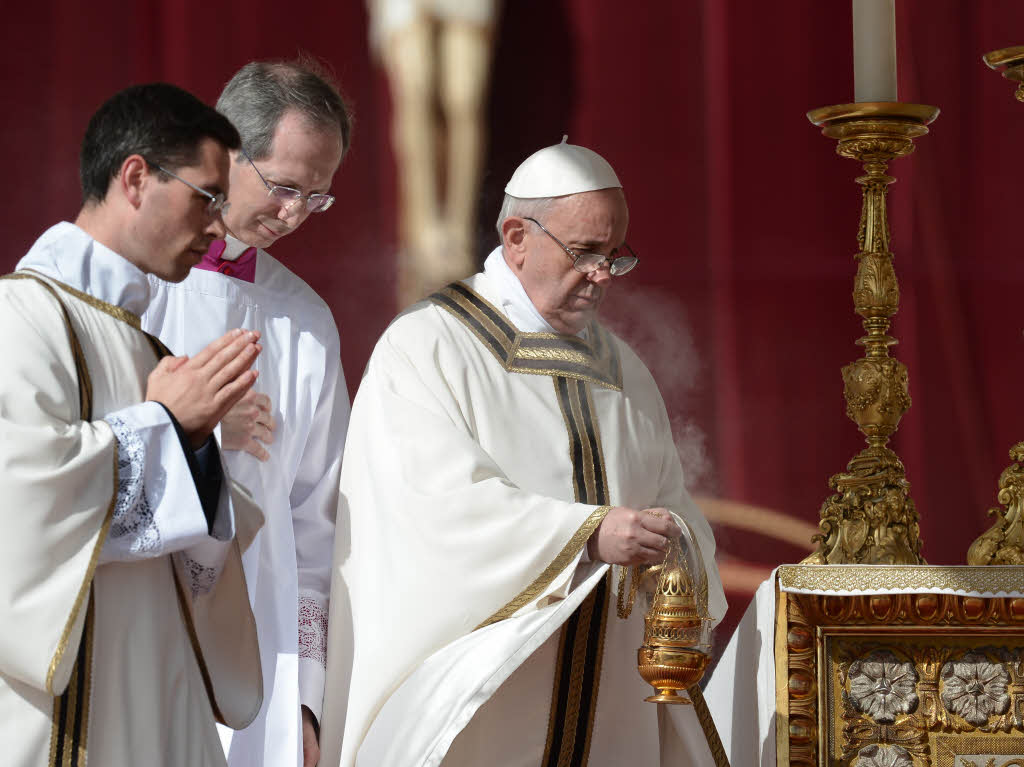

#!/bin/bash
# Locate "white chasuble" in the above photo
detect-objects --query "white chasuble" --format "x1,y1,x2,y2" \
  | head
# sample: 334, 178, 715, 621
319, 273, 729, 767
0, 224, 263, 767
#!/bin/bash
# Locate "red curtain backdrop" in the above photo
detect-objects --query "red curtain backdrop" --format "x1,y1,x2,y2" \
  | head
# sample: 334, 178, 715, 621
4, 1, 1024, 632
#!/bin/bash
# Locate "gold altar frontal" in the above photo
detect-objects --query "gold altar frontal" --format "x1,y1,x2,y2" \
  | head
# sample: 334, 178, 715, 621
775, 565, 1024, 767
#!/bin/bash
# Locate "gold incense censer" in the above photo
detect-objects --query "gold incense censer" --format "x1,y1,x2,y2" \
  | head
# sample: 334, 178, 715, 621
629, 523, 714, 704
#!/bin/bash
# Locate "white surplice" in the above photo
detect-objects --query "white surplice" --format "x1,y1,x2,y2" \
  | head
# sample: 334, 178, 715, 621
143, 235, 349, 767
319, 248, 728, 767
0, 222, 263, 767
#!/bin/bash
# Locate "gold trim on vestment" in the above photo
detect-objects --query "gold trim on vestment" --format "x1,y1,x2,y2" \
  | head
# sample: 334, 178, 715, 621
540, 372, 612, 767
777, 564, 1024, 594
561, 587, 598, 764
569, 384, 598, 502
48, 593, 95, 766
429, 282, 623, 390
1, 272, 95, 421
583, 386, 611, 517
46, 452, 117, 695
687, 685, 732, 767
516, 346, 593, 365
476, 506, 611, 630
578, 584, 609, 766
18, 268, 142, 329
16, 272, 118, 696
555, 378, 583, 503
541, 578, 611, 767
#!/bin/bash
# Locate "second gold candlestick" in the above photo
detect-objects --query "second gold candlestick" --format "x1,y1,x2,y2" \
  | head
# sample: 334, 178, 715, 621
802, 102, 938, 566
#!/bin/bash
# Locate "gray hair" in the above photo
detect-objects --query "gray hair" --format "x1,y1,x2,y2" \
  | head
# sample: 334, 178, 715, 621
495, 194, 562, 239
216, 57, 353, 161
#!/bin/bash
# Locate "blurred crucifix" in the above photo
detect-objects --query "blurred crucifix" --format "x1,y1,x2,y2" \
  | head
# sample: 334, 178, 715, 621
369, 0, 500, 306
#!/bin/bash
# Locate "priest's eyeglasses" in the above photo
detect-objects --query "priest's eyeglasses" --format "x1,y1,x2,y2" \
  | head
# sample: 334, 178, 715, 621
146, 161, 230, 218
523, 217, 639, 276
241, 149, 335, 214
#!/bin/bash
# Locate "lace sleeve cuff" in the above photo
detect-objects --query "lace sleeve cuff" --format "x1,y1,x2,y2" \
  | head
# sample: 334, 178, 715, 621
98, 402, 228, 564
102, 413, 162, 560
298, 596, 329, 720
298, 596, 328, 667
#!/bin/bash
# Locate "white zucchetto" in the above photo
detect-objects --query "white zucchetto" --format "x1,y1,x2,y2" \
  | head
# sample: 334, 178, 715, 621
504, 136, 621, 199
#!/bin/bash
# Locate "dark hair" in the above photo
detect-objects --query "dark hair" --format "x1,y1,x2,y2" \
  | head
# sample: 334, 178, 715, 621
216, 57, 352, 161
79, 83, 241, 204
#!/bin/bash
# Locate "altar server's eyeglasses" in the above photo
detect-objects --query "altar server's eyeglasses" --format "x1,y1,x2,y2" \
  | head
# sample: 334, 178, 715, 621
241, 148, 335, 214
145, 161, 230, 218
524, 217, 639, 276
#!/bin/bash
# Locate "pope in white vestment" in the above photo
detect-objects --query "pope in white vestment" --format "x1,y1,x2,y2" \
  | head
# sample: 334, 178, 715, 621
143, 235, 349, 763
319, 141, 729, 767
0, 223, 264, 767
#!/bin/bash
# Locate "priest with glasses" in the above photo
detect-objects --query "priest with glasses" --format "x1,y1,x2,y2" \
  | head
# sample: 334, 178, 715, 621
319, 139, 727, 766
143, 60, 352, 767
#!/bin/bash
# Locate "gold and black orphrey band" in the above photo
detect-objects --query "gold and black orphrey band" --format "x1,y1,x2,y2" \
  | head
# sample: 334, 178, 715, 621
542, 375, 611, 767
49, 594, 95, 767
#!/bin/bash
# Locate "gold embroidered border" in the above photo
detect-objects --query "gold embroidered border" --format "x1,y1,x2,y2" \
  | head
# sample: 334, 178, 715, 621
542, 579, 610, 767
552, 588, 597, 766
507, 364, 621, 391
36, 280, 113, 695
431, 283, 515, 358
567, 381, 598, 503
476, 506, 611, 629
578, 584, 609, 767
3, 271, 116, 700
430, 282, 623, 390
555, 378, 584, 503
688, 684, 732, 767
48, 593, 95, 766
778, 565, 1024, 595
934, 734, 1024, 767
1, 272, 95, 417
18, 268, 142, 329
46, 451, 117, 695
541, 370, 611, 767
581, 386, 610, 511
516, 346, 593, 366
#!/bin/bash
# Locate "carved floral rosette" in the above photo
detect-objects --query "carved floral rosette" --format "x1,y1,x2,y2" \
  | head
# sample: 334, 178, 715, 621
780, 584, 1024, 767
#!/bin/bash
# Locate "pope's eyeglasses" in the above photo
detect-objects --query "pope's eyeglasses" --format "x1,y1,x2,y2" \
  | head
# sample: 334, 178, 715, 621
241, 148, 335, 214
524, 216, 638, 276
145, 161, 230, 218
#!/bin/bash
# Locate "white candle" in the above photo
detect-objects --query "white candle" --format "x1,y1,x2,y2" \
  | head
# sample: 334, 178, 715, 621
853, 0, 898, 102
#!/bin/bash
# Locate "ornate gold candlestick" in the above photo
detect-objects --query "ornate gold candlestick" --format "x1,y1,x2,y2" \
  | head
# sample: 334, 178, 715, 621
967, 47, 1024, 565
968, 443, 1024, 565
802, 102, 938, 565
983, 45, 1024, 102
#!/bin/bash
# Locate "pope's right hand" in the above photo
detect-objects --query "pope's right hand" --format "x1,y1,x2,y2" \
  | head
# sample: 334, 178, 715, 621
145, 329, 261, 449
587, 506, 681, 566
